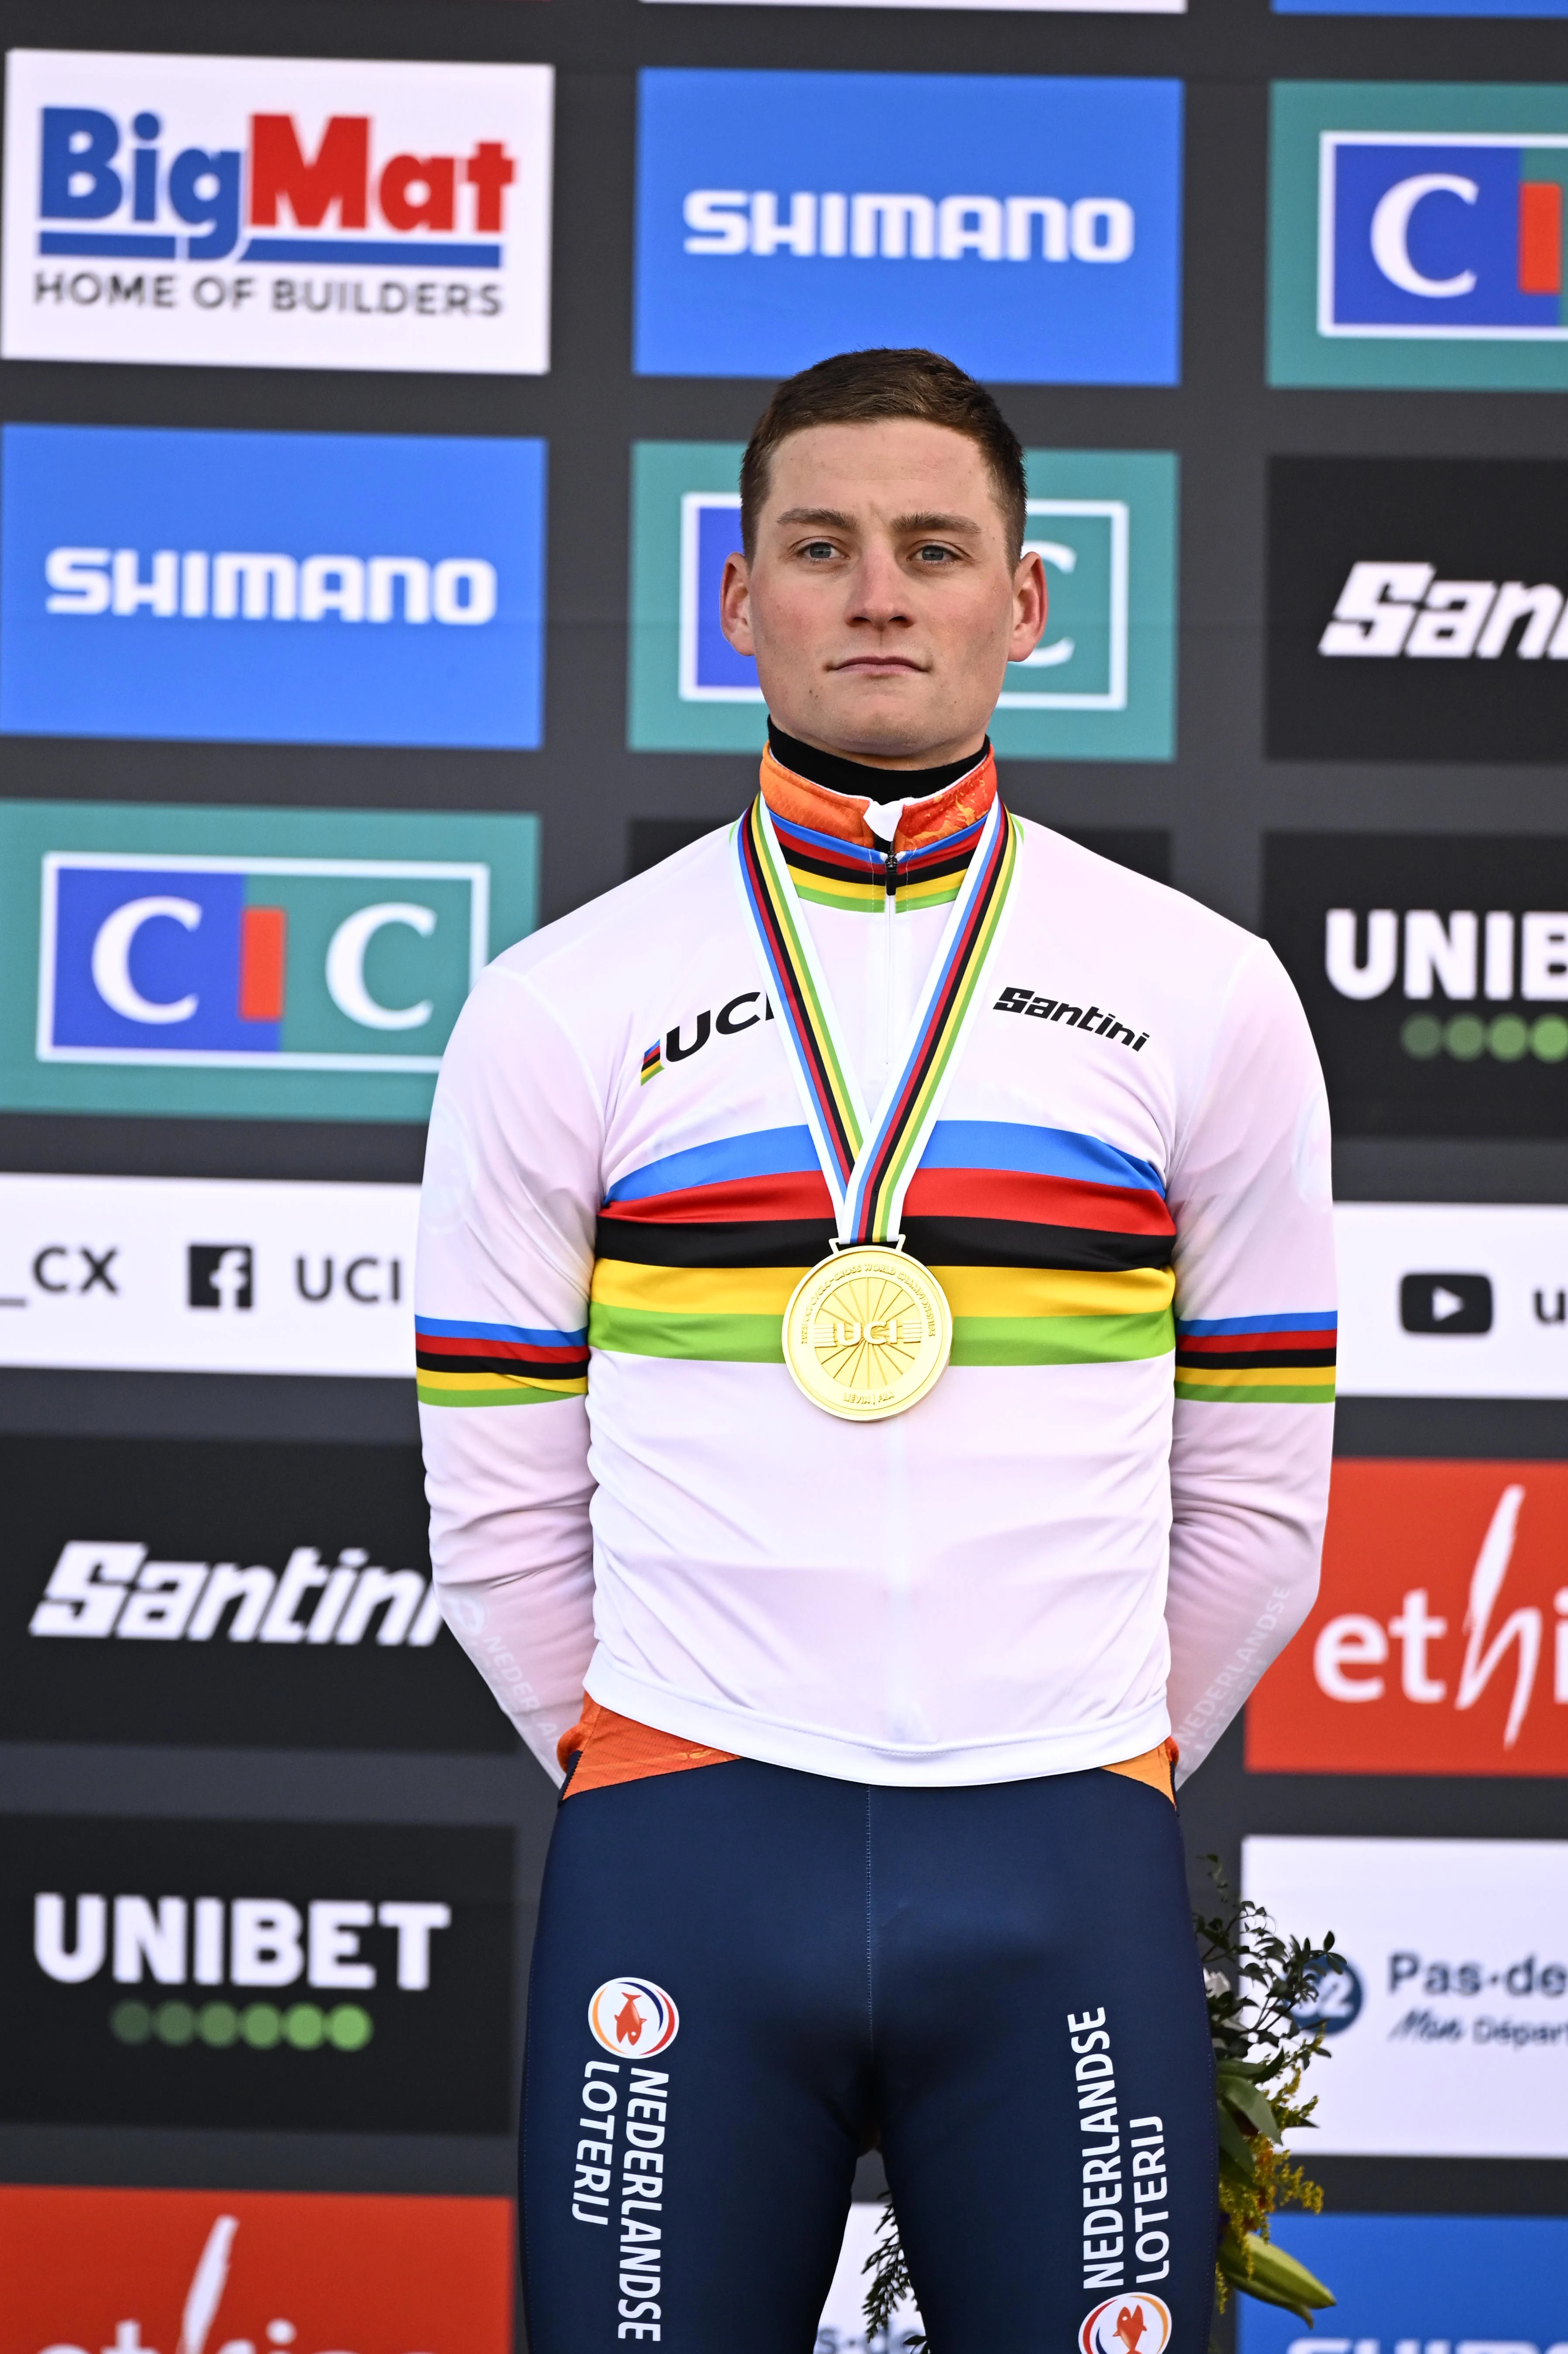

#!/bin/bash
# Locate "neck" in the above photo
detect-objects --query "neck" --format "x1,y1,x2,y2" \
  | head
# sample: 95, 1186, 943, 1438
767, 722, 989, 802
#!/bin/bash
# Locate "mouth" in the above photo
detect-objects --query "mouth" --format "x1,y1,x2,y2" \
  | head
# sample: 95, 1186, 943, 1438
831, 655, 926, 676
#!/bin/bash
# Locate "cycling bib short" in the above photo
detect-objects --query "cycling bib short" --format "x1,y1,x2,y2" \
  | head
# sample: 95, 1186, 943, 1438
520, 1756, 1217, 2354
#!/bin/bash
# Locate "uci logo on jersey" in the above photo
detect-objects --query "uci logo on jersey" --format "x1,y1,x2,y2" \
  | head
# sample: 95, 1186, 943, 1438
38, 853, 491, 1074
1, 52, 554, 375
1321, 134, 1568, 338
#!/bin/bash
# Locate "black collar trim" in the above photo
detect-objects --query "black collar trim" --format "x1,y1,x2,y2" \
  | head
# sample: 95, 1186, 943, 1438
767, 722, 990, 804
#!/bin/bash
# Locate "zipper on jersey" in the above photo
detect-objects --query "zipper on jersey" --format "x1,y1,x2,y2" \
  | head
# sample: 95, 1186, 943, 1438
883, 843, 899, 1078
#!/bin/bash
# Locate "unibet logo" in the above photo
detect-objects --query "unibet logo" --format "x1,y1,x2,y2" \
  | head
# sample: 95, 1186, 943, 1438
28, 1541, 444, 1646
1324, 903, 1568, 1069
39, 853, 488, 1071
34, 1888, 451, 2056
1319, 563, 1568, 661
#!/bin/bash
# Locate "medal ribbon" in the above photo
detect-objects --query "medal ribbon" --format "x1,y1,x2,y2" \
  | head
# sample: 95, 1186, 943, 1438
734, 791, 1020, 1245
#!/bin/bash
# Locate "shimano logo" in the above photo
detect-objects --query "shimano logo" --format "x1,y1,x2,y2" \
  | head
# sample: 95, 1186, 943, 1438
683, 190, 1135, 265
44, 547, 495, 624
1319, 562, 1568, 661
29, 1542, 444, 1646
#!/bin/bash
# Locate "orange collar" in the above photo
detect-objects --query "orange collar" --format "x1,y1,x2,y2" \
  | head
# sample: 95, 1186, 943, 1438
759, 741, 998, 853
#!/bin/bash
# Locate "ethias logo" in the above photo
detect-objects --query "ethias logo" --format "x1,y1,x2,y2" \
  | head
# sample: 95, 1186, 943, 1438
1, 51, 554, 375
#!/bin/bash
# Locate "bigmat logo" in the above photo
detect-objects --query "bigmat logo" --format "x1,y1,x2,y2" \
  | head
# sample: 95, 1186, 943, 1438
1270, 83, 1568, 388
1268, 459, 1568, 764
0, 1816, 512, 2131
0, 424, 546, 748
1242, 1836, 1568, 2157
0, 2185, 512, 2354
627, 442, 1177, 758
0, 802, 536, 1123
1264, 833, 1568, 1139
1248, 1459, 1568, 1775
1, 50, 553, 373
1239, 2215, 1568, 2354
634, 72, 1183, 384
0, 1173, 417, 1375
0, 1436, 509, 1753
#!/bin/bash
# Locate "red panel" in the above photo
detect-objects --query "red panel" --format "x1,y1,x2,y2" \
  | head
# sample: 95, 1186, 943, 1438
238, 905, 287, 1023
1246, 1459, 1568, 1777
1519, 179, 1562, 295
0, 2185, 512, 2354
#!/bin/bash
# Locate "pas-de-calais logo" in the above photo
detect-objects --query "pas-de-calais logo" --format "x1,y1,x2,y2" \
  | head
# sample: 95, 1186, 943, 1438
587, 1977, 680, 2056
1080, 2293, 1173, 2354
0, 49, 554, 375
38, 852, 488, 1072
1320, 131, 1568, 340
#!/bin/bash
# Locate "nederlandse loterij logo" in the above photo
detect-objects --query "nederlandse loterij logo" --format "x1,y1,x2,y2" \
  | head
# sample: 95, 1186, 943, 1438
587, 1977, 680, 2056
1270, 84, 1568, 388
634, 71, 1182, 385
0, 423, 545, 749
0, 49, 554, 373
627, 443, 1176, 759
1080, 2295, 1173, 2354
0, 802, 537, 1124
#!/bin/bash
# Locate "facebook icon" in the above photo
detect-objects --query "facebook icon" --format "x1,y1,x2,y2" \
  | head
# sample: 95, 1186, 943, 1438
188, 1243, 254, 1310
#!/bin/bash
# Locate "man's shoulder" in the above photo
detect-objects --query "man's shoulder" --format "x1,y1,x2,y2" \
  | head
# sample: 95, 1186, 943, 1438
1014, 816, 1262, 977
489, 820, 739, 995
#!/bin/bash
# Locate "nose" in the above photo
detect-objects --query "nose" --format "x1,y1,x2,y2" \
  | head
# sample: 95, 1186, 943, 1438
846, 540, 914, 630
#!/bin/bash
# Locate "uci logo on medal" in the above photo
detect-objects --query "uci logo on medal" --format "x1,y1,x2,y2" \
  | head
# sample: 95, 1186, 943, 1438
1080, 2294, 1173, 2354
587, 1977, 681, 2058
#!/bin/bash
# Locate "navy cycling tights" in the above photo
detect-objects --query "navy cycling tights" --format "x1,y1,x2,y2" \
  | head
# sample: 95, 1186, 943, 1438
521, 1758, 1216, 2354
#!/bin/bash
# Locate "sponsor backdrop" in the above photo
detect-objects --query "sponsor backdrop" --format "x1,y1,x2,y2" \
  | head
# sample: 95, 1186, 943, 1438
2, 0, 1566, 2344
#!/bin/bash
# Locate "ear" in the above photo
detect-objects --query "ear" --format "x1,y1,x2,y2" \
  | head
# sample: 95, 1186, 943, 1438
720, 551, 755, 657
1007, 547, 1047, 665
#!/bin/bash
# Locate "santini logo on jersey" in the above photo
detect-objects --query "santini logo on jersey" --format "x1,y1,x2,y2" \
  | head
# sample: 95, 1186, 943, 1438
995, 985, 1148, 1051
37, 106, 516, 269
684, 190, 1135, 267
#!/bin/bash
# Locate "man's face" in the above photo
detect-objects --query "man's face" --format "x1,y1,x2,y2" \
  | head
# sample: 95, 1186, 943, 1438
719, 418, 1046, 771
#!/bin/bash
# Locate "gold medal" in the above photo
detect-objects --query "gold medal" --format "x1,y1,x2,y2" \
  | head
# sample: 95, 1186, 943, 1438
783, 1244, 953, 1423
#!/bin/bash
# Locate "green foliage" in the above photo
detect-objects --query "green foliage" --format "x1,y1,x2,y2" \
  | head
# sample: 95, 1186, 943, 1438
861, 1855, 1341, 2351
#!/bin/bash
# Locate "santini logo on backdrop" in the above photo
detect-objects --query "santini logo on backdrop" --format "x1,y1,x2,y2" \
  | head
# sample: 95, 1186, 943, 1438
1318, 563, 1568, 660
682, 189, 1135, 263
30, 1542, 442, 1648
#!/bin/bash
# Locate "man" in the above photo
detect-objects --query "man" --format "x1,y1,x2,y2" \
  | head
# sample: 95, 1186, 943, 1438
416, 348, 1335, 2354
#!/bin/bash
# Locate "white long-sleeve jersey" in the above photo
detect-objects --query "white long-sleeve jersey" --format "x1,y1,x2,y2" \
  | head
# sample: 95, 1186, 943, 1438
416, 774, 1335, 1789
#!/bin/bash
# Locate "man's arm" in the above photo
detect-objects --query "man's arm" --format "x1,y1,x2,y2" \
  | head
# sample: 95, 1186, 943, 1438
1163, 940, 1336, 1783
416, 960, 602, 1781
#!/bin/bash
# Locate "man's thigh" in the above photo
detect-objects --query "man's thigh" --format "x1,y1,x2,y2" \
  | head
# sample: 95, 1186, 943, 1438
873, 1769, 1217, 2354
520, 1760, 870, 2354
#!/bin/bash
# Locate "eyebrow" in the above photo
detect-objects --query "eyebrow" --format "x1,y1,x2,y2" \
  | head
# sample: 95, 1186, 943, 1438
772, 507, 982, 535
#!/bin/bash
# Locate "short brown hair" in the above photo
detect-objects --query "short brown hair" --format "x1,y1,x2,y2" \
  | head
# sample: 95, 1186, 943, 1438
738, 347, 1027, 563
